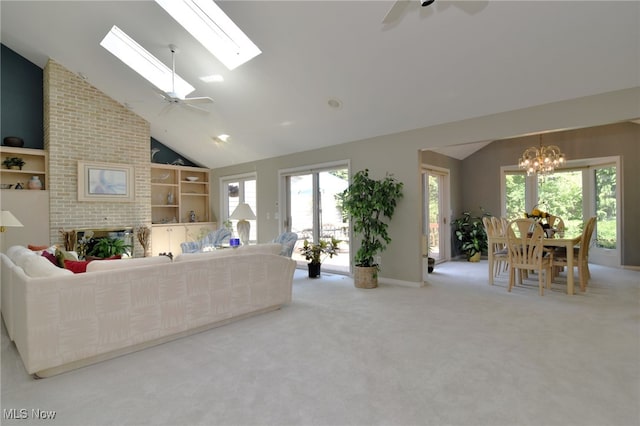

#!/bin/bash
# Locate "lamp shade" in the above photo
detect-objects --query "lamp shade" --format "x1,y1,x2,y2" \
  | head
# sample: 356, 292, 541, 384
0, 210, 24, 228
229, 203, 256, 221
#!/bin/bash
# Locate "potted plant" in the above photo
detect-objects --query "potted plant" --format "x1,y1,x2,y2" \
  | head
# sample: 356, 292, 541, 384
427, 242, 435, 273
3, 156, 25, 170
87, 237, 132, 260
453, 210, 489, 262
299, 237, 340, 278
339, 169, 404, 288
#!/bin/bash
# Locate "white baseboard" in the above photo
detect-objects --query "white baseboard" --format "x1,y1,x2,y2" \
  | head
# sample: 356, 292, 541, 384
379, 277, 423, 288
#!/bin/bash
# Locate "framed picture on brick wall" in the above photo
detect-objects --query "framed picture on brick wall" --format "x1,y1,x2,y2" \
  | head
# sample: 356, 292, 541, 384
78, 161, 134, 202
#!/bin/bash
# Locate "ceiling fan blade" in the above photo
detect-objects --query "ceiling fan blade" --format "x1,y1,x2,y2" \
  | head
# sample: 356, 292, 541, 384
159, 103, 174, 116
182, 96, 214, 105
182, 102, 211, 114
382, 0, 410, 24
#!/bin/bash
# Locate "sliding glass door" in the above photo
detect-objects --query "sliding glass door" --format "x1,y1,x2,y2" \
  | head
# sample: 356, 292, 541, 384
282, 163, 349, 273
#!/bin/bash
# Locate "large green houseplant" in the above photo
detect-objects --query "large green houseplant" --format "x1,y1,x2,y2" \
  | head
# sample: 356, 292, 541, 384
87, 237, 132, 259
453, 210, 489, 261
339, 169, 403, 288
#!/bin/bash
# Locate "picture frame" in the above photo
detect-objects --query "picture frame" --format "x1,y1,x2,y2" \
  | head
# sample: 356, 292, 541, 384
78, 161, 134, 202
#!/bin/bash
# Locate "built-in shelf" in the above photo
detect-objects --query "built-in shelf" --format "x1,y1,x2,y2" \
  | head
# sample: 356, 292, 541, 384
0, 146, 47, 190
151, 164, 210, 224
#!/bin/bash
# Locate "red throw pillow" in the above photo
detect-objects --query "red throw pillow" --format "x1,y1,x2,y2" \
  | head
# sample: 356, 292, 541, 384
64, 259, 89, 274
41, 250, 59, 266
29, 244, 49, 251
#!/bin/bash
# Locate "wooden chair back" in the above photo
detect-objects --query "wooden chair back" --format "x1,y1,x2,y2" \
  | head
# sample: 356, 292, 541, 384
579, 217, 597, 260
507, 219, 544, 267
506, 218, 551, 295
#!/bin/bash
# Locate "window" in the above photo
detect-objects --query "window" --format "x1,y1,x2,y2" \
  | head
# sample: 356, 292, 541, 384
220, 173, 256, 242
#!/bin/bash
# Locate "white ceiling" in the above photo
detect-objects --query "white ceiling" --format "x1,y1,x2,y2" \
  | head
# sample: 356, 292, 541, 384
1, 1, 638, 167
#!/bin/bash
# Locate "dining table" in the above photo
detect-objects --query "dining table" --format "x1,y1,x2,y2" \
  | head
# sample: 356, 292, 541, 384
487, 232, 582, 295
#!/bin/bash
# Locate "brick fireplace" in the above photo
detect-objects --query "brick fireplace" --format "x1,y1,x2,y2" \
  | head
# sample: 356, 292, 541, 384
43, 60, 151, 257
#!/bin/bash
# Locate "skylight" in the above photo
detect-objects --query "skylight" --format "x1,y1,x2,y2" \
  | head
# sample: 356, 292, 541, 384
154, 0, 261, 70
100, 25, 195, 99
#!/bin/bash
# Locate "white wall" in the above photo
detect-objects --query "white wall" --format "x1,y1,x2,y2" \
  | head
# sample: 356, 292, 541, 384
212, 87, 640, 284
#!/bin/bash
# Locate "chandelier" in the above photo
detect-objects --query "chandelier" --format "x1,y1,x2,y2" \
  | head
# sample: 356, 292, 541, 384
518, 134, 566, 176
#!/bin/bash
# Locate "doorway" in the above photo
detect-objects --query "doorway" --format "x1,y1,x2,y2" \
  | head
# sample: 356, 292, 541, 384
422, 166, 451, 263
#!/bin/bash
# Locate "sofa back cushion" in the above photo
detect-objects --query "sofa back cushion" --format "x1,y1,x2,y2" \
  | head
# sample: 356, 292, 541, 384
174, 243, 281, 262
23, 254, 73, 277
85, 255, 172, 272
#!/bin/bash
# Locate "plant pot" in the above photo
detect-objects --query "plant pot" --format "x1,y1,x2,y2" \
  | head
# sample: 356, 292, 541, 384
468, 252, 481, 262
427, 257, 435, 273
354, 265, 377, 289
307, 262, 321, 278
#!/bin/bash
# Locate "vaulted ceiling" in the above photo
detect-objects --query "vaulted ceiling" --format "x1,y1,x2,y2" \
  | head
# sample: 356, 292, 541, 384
1, 1, 638, 167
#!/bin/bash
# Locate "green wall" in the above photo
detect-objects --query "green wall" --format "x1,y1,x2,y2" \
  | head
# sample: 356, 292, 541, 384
1, 44, 43, 148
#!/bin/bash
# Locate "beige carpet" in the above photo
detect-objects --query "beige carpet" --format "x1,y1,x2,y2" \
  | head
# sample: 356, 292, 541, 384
2, 261, 639, 426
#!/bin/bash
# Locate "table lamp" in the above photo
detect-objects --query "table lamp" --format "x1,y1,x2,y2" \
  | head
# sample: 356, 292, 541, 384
229, 203, 256, 245
0, 210, 24, 253
0, 210, 23, 232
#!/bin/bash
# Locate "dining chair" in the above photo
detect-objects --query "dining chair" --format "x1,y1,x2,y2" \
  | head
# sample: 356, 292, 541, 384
485, 216, 508, 277
506, 218, 552, 296
547, 215, 566, 237
551, 216, 596, 291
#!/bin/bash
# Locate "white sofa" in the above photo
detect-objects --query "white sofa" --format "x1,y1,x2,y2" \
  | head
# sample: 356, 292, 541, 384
1, 244, 295, 378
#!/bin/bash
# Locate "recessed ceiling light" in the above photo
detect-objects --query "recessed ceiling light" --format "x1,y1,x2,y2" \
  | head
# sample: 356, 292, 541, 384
100, 25, 194, 98
154, 0, 261, 70
200, 74, 224, 83
327, 98, 343, 109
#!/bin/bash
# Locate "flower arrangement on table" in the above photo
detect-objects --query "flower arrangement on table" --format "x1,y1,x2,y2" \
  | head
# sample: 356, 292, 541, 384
524, 206, 553, 230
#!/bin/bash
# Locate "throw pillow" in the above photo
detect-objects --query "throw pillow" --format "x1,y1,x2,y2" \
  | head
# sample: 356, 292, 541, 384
64, 259, 90, 274
41, 250, 59, 267
28, 244, 49, 251
55, 248, 78, 268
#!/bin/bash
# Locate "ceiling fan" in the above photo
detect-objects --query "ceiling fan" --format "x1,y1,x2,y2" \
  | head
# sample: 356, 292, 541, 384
382, 0, 435, 24
159, 45, 214, 115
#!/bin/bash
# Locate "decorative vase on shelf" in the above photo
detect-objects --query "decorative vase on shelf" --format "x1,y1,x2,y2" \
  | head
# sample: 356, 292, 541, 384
27, 176, 42, 190
167, 192, 174, 205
